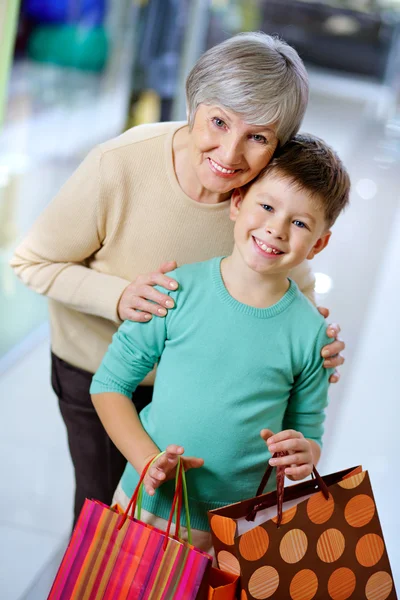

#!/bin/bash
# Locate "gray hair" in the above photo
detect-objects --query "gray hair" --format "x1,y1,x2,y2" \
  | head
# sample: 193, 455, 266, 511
186, 32, 309, 146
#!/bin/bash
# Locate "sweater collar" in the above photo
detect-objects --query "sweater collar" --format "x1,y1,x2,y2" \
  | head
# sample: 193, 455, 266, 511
211, 257, 299, 318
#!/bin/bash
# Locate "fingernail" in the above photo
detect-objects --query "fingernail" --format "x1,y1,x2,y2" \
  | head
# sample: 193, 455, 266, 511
157, 308, 167, 315
322, 350, 330, 357
269, 459, 277, 466
169, 282, 177, 289
165, 300, 173, 307
144, 314, 151, 319
269, 444, 277, 452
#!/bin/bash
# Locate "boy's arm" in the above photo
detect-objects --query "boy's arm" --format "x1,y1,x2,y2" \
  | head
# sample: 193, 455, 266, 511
92, 391, 160, 475
90, 308, 169, 472
262, 322, 333, 480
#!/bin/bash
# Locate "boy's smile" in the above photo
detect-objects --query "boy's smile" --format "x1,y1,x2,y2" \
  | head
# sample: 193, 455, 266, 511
229, 172, 331, 281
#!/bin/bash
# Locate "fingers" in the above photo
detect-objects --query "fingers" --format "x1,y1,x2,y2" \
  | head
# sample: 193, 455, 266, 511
317, 306, 329, 319
143, 445, 184, 496
326, 322, 341, 338
144, 270, 178, 292
264, 429, 303, 449
123, 308, 153, 323
158, 261, 178, 274
329, 369, 341, 384
260, 429, 275, 442
267, 433, 308, 457
182, 456, 204, 470
284, 463, 313, 480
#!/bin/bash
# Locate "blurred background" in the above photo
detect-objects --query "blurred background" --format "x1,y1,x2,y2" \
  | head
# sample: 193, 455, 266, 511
0, 0, 399, 597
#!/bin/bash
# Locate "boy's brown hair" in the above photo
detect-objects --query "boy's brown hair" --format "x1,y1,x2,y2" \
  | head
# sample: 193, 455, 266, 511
256, 133, 350, 228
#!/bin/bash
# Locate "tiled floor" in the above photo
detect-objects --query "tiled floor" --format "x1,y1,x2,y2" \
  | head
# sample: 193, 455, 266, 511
0, 59, 399, 597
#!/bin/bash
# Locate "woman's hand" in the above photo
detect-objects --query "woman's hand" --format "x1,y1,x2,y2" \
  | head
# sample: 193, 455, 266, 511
261, 429, 315, 481
143, 445, 204, 496
317, 306, 345, 384
118, 261, 178, 322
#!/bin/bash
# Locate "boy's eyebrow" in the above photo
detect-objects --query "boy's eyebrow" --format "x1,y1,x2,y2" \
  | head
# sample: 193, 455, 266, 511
256, 193, 317, 223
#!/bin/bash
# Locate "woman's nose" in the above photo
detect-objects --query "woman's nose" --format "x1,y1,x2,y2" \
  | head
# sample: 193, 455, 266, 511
221, 134, 243, 165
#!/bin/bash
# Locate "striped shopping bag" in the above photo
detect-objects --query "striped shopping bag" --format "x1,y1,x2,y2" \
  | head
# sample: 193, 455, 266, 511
48, 455, 212, 599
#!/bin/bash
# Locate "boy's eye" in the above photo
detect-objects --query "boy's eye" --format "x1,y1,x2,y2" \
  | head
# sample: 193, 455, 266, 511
251, 134, 267, 144
293, 220, 308, 229
212, 117, 226, 128
261, 204, 273, 212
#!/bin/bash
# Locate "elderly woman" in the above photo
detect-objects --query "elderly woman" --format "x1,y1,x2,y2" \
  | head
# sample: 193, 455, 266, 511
11, 32, 344, 525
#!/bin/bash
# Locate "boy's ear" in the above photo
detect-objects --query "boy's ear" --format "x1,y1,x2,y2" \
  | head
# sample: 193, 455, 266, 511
307, 230, 331, 260
230, 188, 244, 221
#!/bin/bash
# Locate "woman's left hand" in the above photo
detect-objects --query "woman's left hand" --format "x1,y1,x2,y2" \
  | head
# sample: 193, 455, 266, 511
261, 429, 314, 481
318, 306, 345, 384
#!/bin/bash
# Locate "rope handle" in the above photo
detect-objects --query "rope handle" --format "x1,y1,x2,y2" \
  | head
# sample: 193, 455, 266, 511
246, 451, 330, 526
118, 452, 192, 547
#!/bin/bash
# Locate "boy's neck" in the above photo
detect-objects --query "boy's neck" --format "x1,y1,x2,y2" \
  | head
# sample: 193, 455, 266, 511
220, 250, 290, 309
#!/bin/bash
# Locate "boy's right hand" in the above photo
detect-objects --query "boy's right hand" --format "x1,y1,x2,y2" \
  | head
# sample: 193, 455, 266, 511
143, 445, 204, 496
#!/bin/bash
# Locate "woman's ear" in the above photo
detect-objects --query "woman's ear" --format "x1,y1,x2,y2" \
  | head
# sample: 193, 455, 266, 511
307, 231, 331, 260
230, 188, 244, 221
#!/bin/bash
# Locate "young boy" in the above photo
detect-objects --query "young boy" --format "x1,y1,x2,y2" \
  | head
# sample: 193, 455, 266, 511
90, 133, 350, 553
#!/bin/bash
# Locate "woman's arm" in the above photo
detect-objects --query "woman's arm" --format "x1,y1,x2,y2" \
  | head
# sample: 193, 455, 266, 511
10, 147, 129, 323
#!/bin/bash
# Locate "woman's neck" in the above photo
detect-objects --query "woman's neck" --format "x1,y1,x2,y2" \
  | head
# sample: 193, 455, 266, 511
221, 250, 289, 308
173, 126, 231, 204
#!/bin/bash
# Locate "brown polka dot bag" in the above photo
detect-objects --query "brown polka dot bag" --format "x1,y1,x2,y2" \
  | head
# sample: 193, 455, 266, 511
208, 459, 397, 600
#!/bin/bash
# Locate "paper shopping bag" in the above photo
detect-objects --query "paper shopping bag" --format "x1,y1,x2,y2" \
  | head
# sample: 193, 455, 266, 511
209, 458, 397, 600
48, 455, 212, 599
208, 567, 239, 600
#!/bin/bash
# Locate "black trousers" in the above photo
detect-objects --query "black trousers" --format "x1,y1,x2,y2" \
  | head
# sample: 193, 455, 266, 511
51, 353, 153, 526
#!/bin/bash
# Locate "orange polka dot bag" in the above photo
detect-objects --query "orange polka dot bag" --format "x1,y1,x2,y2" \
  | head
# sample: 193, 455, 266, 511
208, 459, 397, 600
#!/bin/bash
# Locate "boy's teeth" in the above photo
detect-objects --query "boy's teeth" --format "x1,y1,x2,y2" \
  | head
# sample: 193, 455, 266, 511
256, 238, 280, 254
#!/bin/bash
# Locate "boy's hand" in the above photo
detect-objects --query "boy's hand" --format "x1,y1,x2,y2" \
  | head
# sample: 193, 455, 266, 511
317, 306, 345, 384
143, 445, 204, 496
261, 429, 314, 481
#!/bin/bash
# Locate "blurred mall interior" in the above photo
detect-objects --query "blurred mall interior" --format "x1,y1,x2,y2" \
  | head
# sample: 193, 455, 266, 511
0, 0, 399, 597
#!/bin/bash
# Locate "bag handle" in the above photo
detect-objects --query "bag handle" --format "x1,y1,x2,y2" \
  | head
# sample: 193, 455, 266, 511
246, 451, 330, 526
118, 452, 192, 548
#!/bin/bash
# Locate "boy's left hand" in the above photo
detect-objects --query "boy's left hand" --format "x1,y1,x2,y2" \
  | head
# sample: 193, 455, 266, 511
261, 429, 314, 481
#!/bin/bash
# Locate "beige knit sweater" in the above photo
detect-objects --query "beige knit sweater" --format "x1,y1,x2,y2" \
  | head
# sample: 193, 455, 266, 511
10, 121, 316, 380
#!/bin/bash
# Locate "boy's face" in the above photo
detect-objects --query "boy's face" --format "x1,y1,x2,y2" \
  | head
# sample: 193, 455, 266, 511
230, 173, 331, 276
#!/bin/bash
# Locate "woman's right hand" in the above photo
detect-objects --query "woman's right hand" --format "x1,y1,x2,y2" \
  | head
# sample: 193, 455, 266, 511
118, 261, 178, 321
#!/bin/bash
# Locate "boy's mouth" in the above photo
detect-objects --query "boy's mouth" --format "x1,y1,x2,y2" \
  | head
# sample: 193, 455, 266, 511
253, 236, 284, 255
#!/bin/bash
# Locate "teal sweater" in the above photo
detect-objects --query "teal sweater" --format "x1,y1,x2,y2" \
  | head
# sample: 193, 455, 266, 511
91, 257, 332, 531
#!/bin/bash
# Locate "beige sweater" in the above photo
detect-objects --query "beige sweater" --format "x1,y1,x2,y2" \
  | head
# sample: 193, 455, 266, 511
10, 121, 316, 379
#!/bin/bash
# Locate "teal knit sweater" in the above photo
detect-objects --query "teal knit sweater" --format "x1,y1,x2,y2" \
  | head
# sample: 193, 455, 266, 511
91, 257, 332, 530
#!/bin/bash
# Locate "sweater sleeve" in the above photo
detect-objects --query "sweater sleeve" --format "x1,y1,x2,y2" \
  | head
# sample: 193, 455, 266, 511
90, 301, 169, 398
288, 261, 316, 305
9, 146, 129, 323
283, 322, 333, 447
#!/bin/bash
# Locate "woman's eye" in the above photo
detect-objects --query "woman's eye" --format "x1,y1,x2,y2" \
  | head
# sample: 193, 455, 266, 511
252, 134, 267, 144
261, 204, 273, 212
212, 117, 226, 128
293, 220, 307, 229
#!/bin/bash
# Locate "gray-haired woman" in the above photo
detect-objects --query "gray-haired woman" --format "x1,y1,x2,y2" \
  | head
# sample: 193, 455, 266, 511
11, 32, 344, 526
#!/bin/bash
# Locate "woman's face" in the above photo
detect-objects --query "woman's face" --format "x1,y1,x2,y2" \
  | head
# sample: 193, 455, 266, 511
188, 104, 279, 195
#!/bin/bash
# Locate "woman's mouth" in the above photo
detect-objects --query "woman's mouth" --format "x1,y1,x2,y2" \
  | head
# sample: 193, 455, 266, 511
208, 157, 240, 178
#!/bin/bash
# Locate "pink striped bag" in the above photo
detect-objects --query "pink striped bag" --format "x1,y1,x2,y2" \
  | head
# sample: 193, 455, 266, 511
48, 456, 212, 599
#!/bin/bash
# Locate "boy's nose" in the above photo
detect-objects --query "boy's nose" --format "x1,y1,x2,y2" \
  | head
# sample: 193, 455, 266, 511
265, 222, 288, 241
